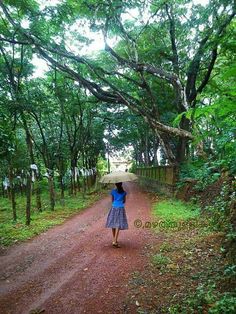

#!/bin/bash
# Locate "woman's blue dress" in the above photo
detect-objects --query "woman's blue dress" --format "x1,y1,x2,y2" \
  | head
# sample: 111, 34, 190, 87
105, 189, 128, 230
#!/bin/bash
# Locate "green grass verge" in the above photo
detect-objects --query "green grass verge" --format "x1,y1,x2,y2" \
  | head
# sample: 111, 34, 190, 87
0, 188, 108, 247
152, 198, 200, 221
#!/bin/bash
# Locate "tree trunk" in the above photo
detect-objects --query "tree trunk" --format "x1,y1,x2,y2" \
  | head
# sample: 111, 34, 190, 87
153, 141, 159, 166
48, 175, 55, 211
72, 167, 77, 195
70, 157, 78, 195
176, 138, 187, 163
76, 173, 81, 192
59, 174, 65, 206
9, 164, 16, 221
144, 132, 150, 166
25, 172, 31, 226
138, 149, 144, 164
59, 174, 65, 199
22, 117, 42, 211
176, 116, 190, 163
35, 176, 42, 212
155, 131, 176, 164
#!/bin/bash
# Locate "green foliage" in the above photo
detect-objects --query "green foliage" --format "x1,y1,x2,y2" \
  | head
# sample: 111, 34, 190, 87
159, 242, 173, 253
129, 162, 137, 173
204, 182, 233, 231
170, 283, 236, 314
186, 283, 217, 312
178, 159, 222, 191
209, 294, 236, 314
174, 24, 236, 174
96, 155, 108, 174
224, 264, 236, 278
151, 253, 171, 268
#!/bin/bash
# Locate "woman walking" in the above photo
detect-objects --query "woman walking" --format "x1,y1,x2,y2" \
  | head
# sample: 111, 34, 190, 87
105, 182, 128, 248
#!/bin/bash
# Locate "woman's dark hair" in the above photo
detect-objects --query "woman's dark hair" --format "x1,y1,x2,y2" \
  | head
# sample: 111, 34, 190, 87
115, 182, 125, 194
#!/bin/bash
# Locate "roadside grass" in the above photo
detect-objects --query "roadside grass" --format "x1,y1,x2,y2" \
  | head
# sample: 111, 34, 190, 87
0, 188, 108, 247
150, 197, 213, 264
150, 197, 208, 236
152, 198, 200, 221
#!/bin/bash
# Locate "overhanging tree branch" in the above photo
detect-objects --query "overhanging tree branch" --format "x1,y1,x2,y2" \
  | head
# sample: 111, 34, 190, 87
0, 36, 29, 45
197, 48, 217, 94
186, 9, 235, 103
165, 3, 179, 75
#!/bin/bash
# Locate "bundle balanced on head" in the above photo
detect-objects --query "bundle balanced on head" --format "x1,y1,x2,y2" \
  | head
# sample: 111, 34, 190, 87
105, 182, 128, 248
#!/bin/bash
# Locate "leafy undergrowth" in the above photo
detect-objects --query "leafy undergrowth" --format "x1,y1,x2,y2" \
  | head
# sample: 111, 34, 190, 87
123, 198, 236, 313
0, 187, 109, 247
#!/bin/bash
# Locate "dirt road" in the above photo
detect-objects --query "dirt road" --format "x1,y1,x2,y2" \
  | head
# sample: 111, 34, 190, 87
0, 182, 156, 314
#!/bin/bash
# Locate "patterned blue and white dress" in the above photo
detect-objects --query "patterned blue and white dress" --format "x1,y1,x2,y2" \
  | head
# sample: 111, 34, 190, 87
105, 188, 128, 230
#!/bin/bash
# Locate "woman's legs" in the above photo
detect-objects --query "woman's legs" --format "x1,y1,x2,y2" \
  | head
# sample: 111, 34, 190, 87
112, 228, 116, 242
112, 228, 119, 242
111, 228, 120, 247
114, 228, 120, 243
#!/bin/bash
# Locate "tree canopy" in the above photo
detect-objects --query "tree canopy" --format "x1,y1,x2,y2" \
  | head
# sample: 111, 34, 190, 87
0, 0, 235, 180
1, 0, 235, 162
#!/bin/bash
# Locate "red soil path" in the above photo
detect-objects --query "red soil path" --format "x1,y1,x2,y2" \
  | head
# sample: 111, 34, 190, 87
0, 182, 157, 314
